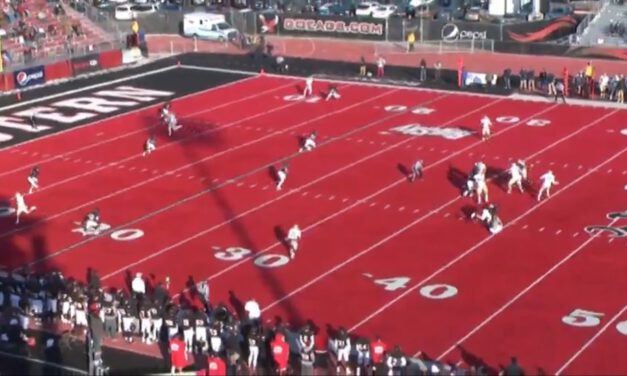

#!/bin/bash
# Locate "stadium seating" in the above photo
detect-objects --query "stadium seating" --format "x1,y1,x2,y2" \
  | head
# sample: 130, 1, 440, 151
0, 0, 115, 68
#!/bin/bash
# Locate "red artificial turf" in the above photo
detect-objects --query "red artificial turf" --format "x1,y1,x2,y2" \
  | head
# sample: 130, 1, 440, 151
1, 72, 625, 374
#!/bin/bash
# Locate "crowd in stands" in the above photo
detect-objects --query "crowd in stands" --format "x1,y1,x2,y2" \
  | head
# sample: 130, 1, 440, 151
0, 266, 531, 375
0, 0, 109, 67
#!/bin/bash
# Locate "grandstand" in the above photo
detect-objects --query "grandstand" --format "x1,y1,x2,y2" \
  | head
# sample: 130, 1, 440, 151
0, 0, 118, 68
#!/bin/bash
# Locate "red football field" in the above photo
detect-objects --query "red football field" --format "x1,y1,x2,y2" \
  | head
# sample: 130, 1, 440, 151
0, 69, 625, 374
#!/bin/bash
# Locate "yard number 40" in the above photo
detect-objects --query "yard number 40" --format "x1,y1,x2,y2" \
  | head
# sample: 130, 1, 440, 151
584, 211, 627, 238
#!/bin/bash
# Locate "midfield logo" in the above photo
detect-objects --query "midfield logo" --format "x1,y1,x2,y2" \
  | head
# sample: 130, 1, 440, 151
387, 124, 474, 140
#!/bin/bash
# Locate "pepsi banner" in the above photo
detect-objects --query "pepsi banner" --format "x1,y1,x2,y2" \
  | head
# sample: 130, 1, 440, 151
72, 54, 101, 75
14, 65, 45, 89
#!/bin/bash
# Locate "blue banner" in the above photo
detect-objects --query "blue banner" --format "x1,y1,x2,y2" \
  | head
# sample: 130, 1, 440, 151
14, 65, 45, 88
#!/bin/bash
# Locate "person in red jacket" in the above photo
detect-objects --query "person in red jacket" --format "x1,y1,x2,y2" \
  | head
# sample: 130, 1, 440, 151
196, 351, 227, 376
272, 332, 290, 375
370, 336, 387, 374
169, 334, 187, 374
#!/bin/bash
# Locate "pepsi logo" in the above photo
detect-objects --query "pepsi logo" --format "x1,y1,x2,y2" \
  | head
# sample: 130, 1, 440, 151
15, 69, 44, 87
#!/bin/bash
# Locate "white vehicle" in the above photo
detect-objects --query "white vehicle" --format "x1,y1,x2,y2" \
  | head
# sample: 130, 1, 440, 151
355, 1, 380, 17
182, 12, 239, 42
372, 4, 397, 18
114, 3, 158, 20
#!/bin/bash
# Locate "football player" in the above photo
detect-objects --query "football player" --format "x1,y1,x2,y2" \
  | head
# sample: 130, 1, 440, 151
27, 166, 40, 194
299, 131, 317, 153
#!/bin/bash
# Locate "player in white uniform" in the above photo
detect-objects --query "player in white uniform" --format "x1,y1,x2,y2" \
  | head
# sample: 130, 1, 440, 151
462, 162, 485, 197
481, 115, 492, 140
166, 112, 182, 136
14, 192, 36, 224
507, 160, 527, 194
286, 224, 301, 259
326, 85, 341, 101
143, 136, 156, 156
27, 166, 40, 194
299, 132, 317, 152
409, 159, 423, 182
303, 76, 313, 97
537, 170, 559, 201
276, 164, 288, 191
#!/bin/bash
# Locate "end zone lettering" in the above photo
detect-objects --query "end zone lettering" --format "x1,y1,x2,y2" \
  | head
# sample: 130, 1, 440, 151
0, 85, 174, 146
283, 17, 384, 36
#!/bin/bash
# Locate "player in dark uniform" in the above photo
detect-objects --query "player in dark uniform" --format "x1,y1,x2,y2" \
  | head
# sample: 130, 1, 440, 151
333, 328, 351, 375
326, 84, 341, 101
193, 308, 209, 352
386, 345, 407, 375
28, 166, 40, 194
119, 299, 135, 343
139, 300, 152, 344
163, 304, 178, 340
149, 301, 163, 343
181, 310, 194, 353
209, 322, 223, 355
355, 337, 371, 376
298, 325, 315, 376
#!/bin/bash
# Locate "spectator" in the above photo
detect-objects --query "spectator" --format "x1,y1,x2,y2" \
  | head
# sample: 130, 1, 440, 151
617, 75, 625, 104
503, 68, 511, 90
419, 58, 427, 81
503, 356, 524, 376
407, 31, 415, 52
377, 56, 385, 78
169, 334, 187, 374
359, 56, 367, 76
271, 332, 289, 375
434, 60, 442, 81
528, 68, 536, 91
584, 62, 594, 95
519, 68, 527, 91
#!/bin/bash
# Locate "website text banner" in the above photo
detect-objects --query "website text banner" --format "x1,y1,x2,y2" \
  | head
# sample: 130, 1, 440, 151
275, 14, 387, 41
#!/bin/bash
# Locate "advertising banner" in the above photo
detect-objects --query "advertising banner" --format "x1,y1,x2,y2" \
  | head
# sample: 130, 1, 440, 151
502, 16, 578, 43
260, 13, 386, 41
71, 54, 101, 75
13, 65, 46, 89
423, 19, 502, 42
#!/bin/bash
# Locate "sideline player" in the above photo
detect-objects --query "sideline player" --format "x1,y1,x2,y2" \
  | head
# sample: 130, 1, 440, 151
28, 166, 40, 194
15, 192, 36, 224
276, 164, 288, 191
286, 224, 301, 259
555, 80, 567, 104
409, 159, 423, 182
537, 170, 559, 201
326, 85, 341, 101
299, 131, 317, 153
507, 160, 527, 194
303, 76, 314, 97
143, 135, 156, 156
333, 328, 352, 375
481, 115, 492, 140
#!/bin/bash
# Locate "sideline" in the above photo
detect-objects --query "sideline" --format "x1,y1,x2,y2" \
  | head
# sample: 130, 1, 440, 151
0, 349, 88, 375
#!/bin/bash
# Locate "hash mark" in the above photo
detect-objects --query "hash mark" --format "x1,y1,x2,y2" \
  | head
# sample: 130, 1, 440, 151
262, 185, 269, 190
74, 158, 82, 163
363, 273, 373, 278
383, 204, 391, 210
369, 202, 377, 207
538, 227, 545, 232
21, 151, 29, 156
398, 206, 405, 212
188, 176, 195, 180
212, 178, 220, 183
96, 132, 104, 136
302, 192, 309, 196
417, 146, 423, 150
249, 184, 257, 189
563, 164, 569, 168
175, 174, 182, 178
329, 196, 335, 200
85, 160, 93, 164
413, 209, 420, 213
444, 212, 451, 218
607, 168, 613, 173
236, 182, 244, 187
356, 139, 363, 143
573, 232, 579, 237
141, 168, 148, 172
117, 165, 125, 169
342, 198, 349, 203
608, 238, 615, 243
522, 224, 529, 229
152, 170, 159, 174
314, 194, 322, 199
555, 229, 562, 235
494, 156, 501, 160
42, 153, 50, 158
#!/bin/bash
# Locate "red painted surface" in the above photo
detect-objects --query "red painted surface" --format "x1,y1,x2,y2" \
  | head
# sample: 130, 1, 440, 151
1, 76, 625, 374
99, 49, 123, 69
44, 60, 72, 81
